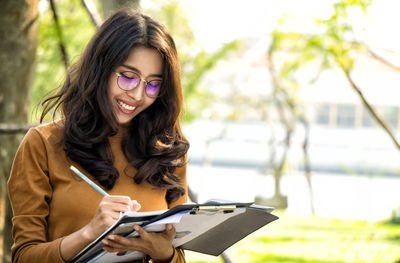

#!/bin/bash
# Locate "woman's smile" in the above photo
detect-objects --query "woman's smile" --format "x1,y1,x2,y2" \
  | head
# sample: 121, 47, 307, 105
116, 98, 137, 114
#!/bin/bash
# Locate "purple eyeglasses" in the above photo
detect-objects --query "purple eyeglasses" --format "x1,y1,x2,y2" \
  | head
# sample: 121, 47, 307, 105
115, 71, 162, 98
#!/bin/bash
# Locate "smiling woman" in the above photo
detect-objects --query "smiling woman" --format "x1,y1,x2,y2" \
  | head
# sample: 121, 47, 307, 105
7, 9, 189, 263
109, 46, 163, 125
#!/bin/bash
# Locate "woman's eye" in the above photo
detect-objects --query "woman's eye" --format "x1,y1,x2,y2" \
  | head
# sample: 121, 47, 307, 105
120, 72, 138, 79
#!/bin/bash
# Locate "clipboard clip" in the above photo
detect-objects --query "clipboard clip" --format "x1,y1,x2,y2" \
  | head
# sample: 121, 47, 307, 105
196, 205, 237, 211
189, 205, 237, 215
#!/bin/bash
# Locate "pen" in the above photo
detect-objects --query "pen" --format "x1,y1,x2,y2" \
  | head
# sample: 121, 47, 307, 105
70, 165, 109, 196
70, 165, 124, 218
70, 165, 127, 219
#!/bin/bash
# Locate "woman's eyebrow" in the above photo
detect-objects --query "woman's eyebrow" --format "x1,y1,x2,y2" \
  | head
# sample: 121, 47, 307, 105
121, 64, 140, 72
121, 64, 163, 78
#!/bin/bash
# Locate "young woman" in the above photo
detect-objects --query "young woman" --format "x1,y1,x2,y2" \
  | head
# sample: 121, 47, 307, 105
8, 9, 189, 263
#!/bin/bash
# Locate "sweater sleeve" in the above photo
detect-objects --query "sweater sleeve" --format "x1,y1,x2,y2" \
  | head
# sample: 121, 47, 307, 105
142, 247, 185, 263
7, 128, 66, 263
169, 248, 185, 263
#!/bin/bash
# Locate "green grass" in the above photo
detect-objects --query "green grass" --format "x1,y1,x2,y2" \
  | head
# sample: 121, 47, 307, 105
185, 211, 400, 263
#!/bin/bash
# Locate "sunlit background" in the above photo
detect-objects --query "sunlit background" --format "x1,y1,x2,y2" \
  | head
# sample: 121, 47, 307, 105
2, 0, 400, 262
172, 0, 400, 221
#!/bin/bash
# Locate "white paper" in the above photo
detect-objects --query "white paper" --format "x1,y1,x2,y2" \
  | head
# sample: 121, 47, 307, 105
88, 210, 191, 262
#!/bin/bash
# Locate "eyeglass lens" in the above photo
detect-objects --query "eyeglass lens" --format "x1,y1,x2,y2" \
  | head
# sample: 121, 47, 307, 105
117, 72, 161, 98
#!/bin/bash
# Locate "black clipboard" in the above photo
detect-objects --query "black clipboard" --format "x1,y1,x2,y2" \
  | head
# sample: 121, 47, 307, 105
70, 201, 278, 263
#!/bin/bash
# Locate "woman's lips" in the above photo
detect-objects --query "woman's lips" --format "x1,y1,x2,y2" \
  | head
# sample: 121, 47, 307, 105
117, 99, 137, 114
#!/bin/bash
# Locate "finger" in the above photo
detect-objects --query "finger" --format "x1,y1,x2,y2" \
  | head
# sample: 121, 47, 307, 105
164, 224, 176, 240
100, 201, 133, 214
131, 200, 141, 211
99, 201, 131, 214
111, 203, 134, 213
110, 212, 122, 221
104, 195, 134, 207
102, 238, 117, 252
102, 239, 117, 252
102, 243, 125, 253
102, 244, 115, 253
95, 207, 121, 222
102, 236, 129, 252
133, 225, 149, 239
106, 196, 141, 212
107, 235, 133, 247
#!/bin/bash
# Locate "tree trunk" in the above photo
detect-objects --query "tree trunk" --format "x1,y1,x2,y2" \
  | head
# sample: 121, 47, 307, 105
99, 0, 140, 19
0, 0, 39, 262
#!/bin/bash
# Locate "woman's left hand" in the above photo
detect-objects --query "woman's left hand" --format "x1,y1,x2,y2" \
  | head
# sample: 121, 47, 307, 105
102, 224, 175, 262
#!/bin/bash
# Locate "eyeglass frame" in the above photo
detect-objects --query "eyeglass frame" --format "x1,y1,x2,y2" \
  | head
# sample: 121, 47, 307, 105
114, 71, 163, 98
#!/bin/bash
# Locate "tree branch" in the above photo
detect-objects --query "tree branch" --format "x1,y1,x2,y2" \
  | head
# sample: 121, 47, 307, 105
367, 48, 400, 72
267, 42, 315, 212
266, 46, 292, 198
81, 0, 102, 28
49, 0, 69, 69
339, 64, 400, 150
277, 87, 315, 214
0, 124, 36, 134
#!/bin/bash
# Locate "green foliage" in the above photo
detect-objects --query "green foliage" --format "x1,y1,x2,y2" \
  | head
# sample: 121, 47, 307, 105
32, 0, 95, 122
182, 40, 240, 122
265, 0, 374, 148
271, 0, 371, 82
389, 207, 400, 225
184, 40, 240, 96
144, 0, 240, 122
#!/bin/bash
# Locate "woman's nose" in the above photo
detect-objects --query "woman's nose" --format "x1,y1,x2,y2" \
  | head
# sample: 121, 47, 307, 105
126, 80, 146, 102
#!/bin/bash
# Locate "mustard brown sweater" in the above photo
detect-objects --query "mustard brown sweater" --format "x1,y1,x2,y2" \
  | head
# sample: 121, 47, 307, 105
8, 122, 187, 263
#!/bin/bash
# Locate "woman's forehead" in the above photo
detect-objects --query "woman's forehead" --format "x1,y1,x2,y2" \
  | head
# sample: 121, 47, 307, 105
120, 46, 164, 77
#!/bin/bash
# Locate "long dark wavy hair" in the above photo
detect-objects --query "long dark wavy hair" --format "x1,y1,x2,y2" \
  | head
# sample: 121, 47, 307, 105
41, 9, 189, 203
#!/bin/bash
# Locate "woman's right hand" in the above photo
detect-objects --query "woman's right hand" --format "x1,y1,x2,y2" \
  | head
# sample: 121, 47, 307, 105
60, 195, 141, 261
83, 195, 141, 240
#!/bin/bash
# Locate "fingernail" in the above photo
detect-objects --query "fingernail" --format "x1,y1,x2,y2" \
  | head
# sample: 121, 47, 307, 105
166, 224, 172, 230
133, 200, 141, 209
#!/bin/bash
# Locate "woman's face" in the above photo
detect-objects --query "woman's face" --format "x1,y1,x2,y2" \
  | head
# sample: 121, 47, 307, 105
108, 46, 164, 125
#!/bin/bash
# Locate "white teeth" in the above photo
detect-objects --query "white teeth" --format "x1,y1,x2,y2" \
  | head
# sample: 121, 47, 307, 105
118, 100, 136, 111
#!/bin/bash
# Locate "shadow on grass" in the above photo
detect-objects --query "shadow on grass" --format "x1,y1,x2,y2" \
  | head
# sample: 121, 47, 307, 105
250, 253, 346, 263
256, 232, 400, 244
388, 235, 400, 243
